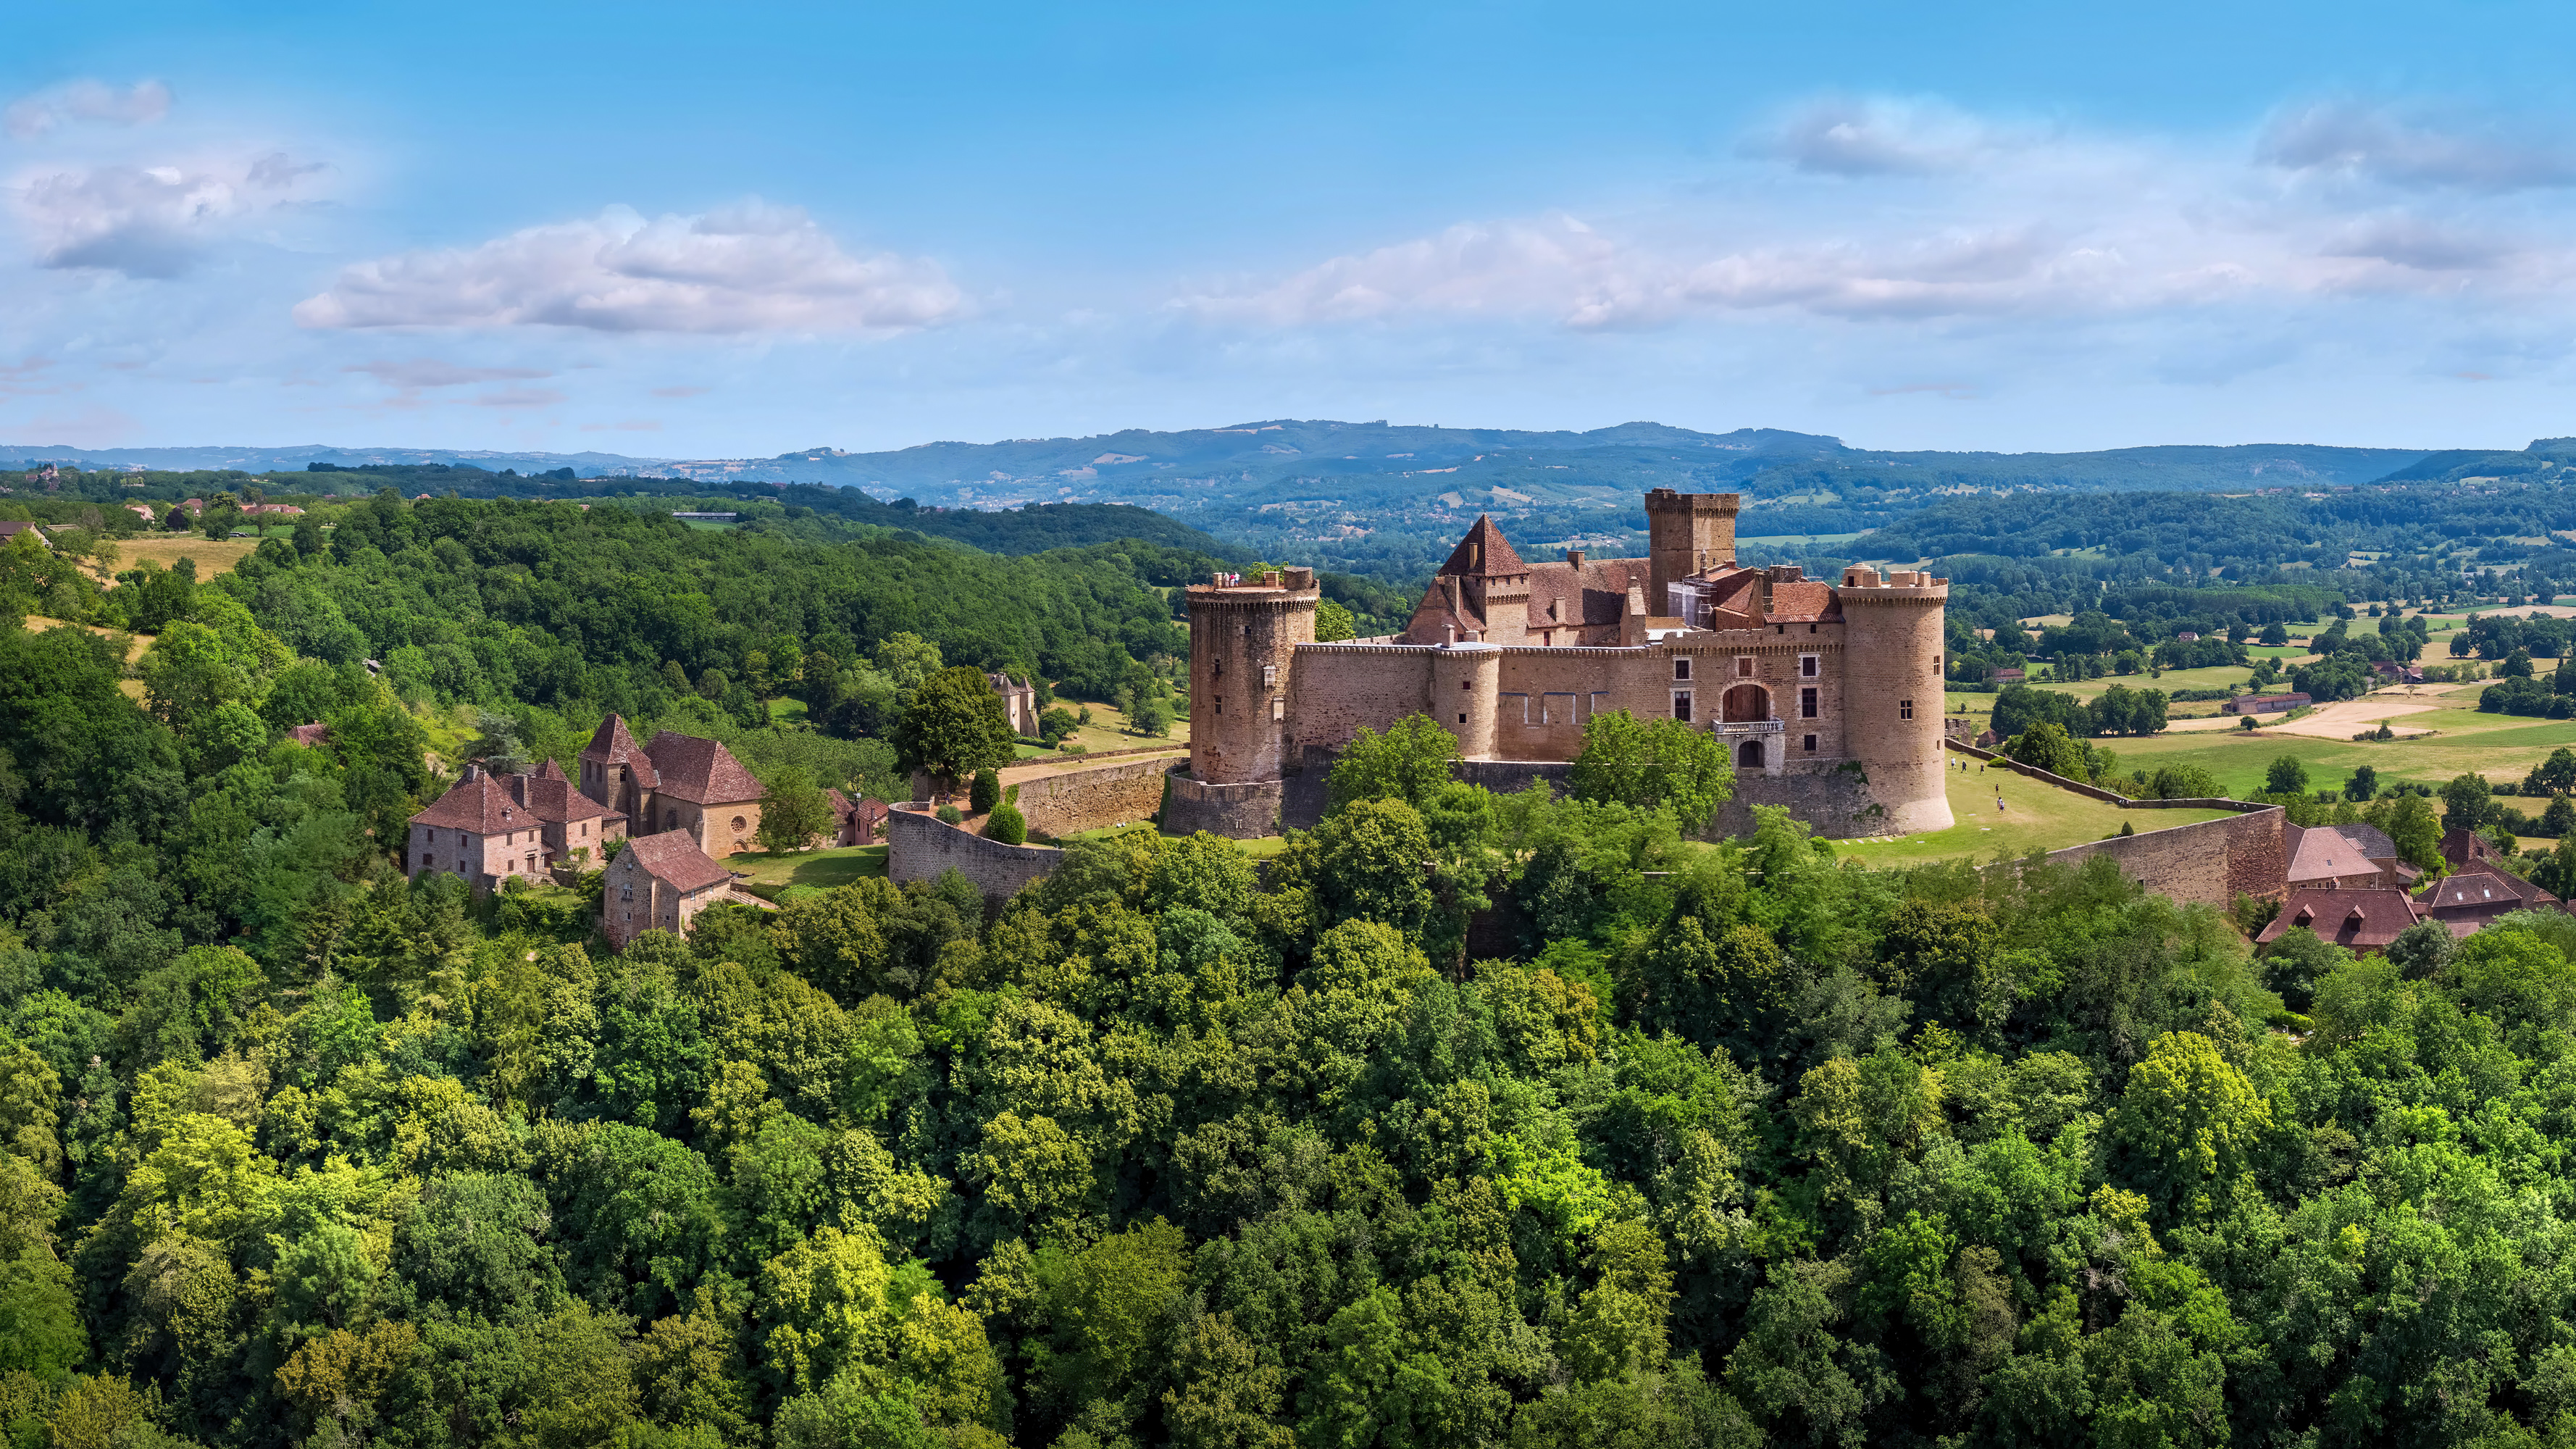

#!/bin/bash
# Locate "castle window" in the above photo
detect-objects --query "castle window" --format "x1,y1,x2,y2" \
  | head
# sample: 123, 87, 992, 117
1461, 679, 1471, 691
732, 816, 747, 831
1271, 698, 1284, 720
1672, 691, 1692, 722
1735, 656, 1754, 678
1802, 687, 1818, 718
1458, 713, 1468, 724
1213, 658, 1222, 677
1899, 698, 1915, 719
1262, 664, 1276, 688
1673, 657, 1691, 681
1213, 698, 1221, 714
1800, 654, 1819, 677
1803, 733, 1818, 752
1809, 623, 1818, 634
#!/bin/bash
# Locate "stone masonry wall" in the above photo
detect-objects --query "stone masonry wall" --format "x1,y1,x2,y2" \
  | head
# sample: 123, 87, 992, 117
1165, 772, 1286, 838
886, 805, 1063, 898
1012, 755, 1176, 838
1288, 646, 1437, 759
2042, 807, 2289, 906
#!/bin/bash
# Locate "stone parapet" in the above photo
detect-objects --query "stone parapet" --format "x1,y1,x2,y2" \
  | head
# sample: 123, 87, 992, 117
1163, 772, 1285, 838
885, 804, 1063, 899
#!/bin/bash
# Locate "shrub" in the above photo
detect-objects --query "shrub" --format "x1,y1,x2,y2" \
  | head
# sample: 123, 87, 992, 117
986, 801, 1027, 844
935, 804, 963, 825
969, 768, 1001, 814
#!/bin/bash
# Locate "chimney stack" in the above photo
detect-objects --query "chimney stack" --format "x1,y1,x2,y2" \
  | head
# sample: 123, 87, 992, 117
1565, 548, 1585, 567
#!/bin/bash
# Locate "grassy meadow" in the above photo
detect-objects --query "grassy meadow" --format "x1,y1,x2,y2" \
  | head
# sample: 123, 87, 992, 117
1826, 758, 2237, 868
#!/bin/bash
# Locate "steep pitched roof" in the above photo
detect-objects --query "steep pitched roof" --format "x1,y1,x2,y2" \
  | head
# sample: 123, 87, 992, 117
533, 759, 569, 782
508, 772, 616, 824
618, 830, 732, 893
411, 769, 532, 834
1402, 575, 1486, 643
1438, 515, 1528, 577
580, 714, 658, 788
2257, 887, 2424, 951
643, 731, 764, 804
2441, 827, 2498, 868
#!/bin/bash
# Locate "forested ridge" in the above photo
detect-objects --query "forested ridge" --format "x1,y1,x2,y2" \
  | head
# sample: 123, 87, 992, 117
17, 492, 2576, 1446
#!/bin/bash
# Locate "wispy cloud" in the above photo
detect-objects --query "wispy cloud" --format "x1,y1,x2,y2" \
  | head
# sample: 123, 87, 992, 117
470, 387, 566, 408
2258, 99, 2576, 191
346, 359, 553, 388
295, 201, 966, 333
5, 80, 172, 139
1742, 96, 2038, 177
14, 151, 330, 278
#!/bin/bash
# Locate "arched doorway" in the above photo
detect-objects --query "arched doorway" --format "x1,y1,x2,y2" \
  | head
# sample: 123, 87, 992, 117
1722, 683, 1770, 722
1736, 738, 1765, 769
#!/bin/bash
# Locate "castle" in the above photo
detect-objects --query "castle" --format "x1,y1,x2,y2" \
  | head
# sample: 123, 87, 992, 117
1163, 488, 1954, 839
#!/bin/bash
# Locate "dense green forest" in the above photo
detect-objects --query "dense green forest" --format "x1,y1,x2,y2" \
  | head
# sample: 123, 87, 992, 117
20, 580, 2576, 1445
21, 488, 2576, 1445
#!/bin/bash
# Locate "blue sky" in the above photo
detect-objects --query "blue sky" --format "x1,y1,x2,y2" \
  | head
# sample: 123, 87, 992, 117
6, 0, 2576, 457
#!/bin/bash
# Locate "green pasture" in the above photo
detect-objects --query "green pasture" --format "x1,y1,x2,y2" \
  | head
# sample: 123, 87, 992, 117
729, 844, 888, 898
2112, 696, 2576, 796
1826, 760, 2236, 868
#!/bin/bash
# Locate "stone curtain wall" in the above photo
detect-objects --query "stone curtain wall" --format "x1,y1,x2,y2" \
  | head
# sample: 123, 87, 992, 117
2042, 807, 2290, 906
1166, 773, 1286, 838
1012, 756, 1174, 838
886, 805, 1063, 898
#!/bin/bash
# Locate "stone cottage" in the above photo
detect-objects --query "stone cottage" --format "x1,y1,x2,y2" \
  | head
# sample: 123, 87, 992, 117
602, 830, 734, 947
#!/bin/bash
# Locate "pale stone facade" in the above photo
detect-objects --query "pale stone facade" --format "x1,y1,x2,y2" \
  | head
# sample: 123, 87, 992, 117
1168, 489, 1954, 840
601, 830, 733, 948
407, 761, 627, 890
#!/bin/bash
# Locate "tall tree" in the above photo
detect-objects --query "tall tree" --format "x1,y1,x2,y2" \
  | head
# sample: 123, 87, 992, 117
892, 667, 1016, 790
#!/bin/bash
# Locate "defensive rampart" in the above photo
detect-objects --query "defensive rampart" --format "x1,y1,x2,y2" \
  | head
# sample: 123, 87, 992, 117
1944, 741, 2287, 906
885, 805, 1063, 898
1010, 755, 1175, 838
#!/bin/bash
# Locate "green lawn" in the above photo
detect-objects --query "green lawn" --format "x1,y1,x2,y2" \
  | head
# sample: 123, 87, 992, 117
2111, 694, 2576, 796
728, 844, 887, 898
1825, 761, 2238, 868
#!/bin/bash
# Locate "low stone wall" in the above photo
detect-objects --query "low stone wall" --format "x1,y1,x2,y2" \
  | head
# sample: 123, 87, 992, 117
2041, 806, 2289, 906
1713, 764, 1889, 840
1013, 755, 1176, 838
885, 805, 1063, 898
1165, 772, 1284, 838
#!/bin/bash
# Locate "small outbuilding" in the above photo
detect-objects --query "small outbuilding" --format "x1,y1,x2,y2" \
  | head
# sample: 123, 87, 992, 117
603, 830, 735, 948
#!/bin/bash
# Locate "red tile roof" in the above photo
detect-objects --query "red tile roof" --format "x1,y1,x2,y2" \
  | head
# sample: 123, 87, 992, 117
580, 714, 658, 788
1439, 515, 1528, 577
1768, 580, 1840, 622
2286, 822, 2400, 885
509, 772, 616, 824
410, 769, 527, 833
1522, 558, 1655, 631
533, 758, 569, 782
2417, 862, 2556, 912
2257, 887, 2425, 951
285, 722, 330, 748
642, 731, 764, 804
619, 830, 732, 893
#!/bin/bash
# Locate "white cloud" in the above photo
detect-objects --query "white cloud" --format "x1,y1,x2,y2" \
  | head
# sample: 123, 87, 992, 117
5, 80, 172, 139
295, 201, 966, 333
1744, 96, 2034, 176
2259, 100, 2576, 191
13, 151, 330, 278
1187, 94, 2576, 338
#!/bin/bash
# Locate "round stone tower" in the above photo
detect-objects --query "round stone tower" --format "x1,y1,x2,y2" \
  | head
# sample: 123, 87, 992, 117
1836, 567, 1954, 835
1431, 638, 1501, 759
1184, 569, 1318, 787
